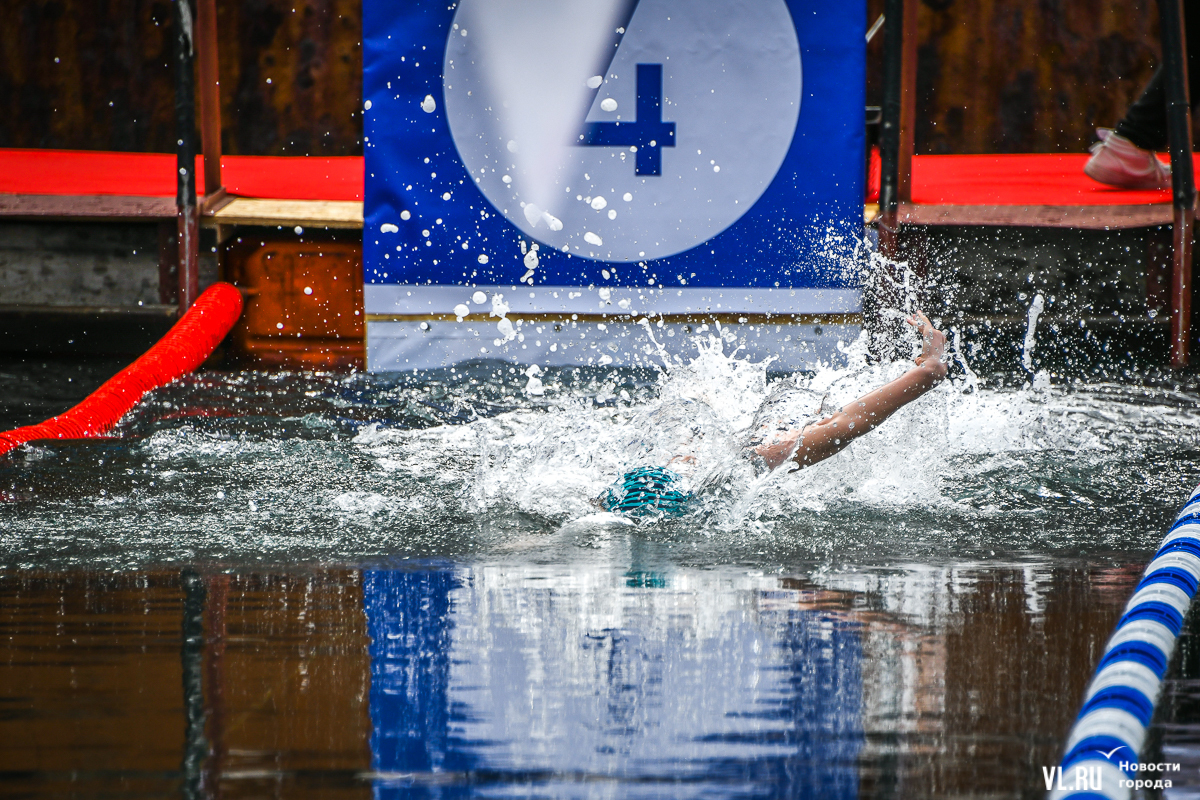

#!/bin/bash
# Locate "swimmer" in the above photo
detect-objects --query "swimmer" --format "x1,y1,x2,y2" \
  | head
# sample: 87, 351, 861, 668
601, 312, 948, 516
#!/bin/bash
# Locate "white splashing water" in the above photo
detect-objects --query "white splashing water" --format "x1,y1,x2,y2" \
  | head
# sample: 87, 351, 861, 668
1022, 293, 1045, 373
351, 325, 1200, 532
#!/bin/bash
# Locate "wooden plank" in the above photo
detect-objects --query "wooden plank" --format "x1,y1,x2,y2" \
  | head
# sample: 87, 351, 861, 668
1171, 206, 1194, 366
896, 202, 1174, 229
206, 197, 363, 229
0, 193, 176, 220
197, 0, 222, 199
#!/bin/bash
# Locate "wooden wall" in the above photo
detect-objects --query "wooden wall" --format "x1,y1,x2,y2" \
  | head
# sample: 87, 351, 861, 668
0, 0, 362, 156
0, 0, 1169, 156
867, 0, 1163, 153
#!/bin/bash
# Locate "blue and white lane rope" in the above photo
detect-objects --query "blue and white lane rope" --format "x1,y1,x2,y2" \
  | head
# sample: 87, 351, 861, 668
1050, 485, 1200, 800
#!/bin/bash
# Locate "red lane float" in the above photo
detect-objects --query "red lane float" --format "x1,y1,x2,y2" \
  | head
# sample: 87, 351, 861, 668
0, 283, 243, 456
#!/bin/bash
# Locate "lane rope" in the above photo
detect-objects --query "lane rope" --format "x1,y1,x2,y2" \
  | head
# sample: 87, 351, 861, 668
1050, 484, 1200, 799
0, 282, 243, 456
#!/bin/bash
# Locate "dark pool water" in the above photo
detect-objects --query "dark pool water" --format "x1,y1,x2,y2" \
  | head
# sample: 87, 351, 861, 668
3, 341, 1200, 798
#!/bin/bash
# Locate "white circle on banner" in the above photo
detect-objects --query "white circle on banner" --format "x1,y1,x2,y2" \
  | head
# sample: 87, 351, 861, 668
443, 0, 801, 263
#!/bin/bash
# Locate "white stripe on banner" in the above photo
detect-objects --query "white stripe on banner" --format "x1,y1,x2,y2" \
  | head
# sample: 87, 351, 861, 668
364, 318, 859, 372
364, 284, 862, 317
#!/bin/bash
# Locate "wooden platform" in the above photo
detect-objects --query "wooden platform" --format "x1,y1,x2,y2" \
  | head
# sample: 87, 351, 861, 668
0, 193, 176, 221
864, 202, 1176, 229
0, 193, 1170, 234
0, 193, 365, 230
205, 197, 363, 229
894, 202, 1174, 230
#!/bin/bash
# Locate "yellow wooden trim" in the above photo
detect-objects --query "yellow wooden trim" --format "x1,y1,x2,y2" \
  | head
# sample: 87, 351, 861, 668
204, 197, 364, 229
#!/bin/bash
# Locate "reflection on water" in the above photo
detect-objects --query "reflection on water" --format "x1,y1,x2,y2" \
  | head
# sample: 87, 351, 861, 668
366, 567, 863, 798
0, 560, 1143, 799
0, 570, 371, 800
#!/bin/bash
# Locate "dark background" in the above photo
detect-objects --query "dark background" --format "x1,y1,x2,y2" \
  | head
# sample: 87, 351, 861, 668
0, 0, 1169, 156
0, 0, 362, 156
864, 0, 1163, 154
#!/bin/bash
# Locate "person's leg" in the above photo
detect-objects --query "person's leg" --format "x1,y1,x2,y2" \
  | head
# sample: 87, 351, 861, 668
1089, 59, 1173, 188
1115, 1, 1200, 148
1114, 68, 1168, 151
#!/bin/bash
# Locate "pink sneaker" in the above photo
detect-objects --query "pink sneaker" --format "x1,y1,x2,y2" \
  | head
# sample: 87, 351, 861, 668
1084, 128, 1171, 190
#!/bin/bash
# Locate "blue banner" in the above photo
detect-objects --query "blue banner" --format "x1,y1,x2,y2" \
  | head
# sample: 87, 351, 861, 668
362, 0, 865, 298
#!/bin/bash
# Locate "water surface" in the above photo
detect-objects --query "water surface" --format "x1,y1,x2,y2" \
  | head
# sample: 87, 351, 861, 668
2, 334, 1199, 798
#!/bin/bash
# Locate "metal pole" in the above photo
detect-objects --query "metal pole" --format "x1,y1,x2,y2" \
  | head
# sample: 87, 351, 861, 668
196, 0, 223, 208
173, 0, 200, 313
1161, 0, 1195, 367
867, 0, 908, 360
878, 0, 904, 234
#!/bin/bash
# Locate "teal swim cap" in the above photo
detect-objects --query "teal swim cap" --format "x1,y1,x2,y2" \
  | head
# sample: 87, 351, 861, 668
601, 466, 692, 517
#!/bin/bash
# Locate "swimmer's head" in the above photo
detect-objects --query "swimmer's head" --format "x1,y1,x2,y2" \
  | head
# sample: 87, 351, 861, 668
601, 466, 692, 517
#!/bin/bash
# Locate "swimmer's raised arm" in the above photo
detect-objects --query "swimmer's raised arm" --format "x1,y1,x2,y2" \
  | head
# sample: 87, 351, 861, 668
755, 312, 948, 471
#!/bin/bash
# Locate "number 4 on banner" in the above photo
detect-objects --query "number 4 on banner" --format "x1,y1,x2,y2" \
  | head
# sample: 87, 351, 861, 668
580, 63, 676, 176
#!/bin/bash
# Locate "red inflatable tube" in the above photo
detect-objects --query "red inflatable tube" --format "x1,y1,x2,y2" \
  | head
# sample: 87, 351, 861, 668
0, 283, 243, 456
